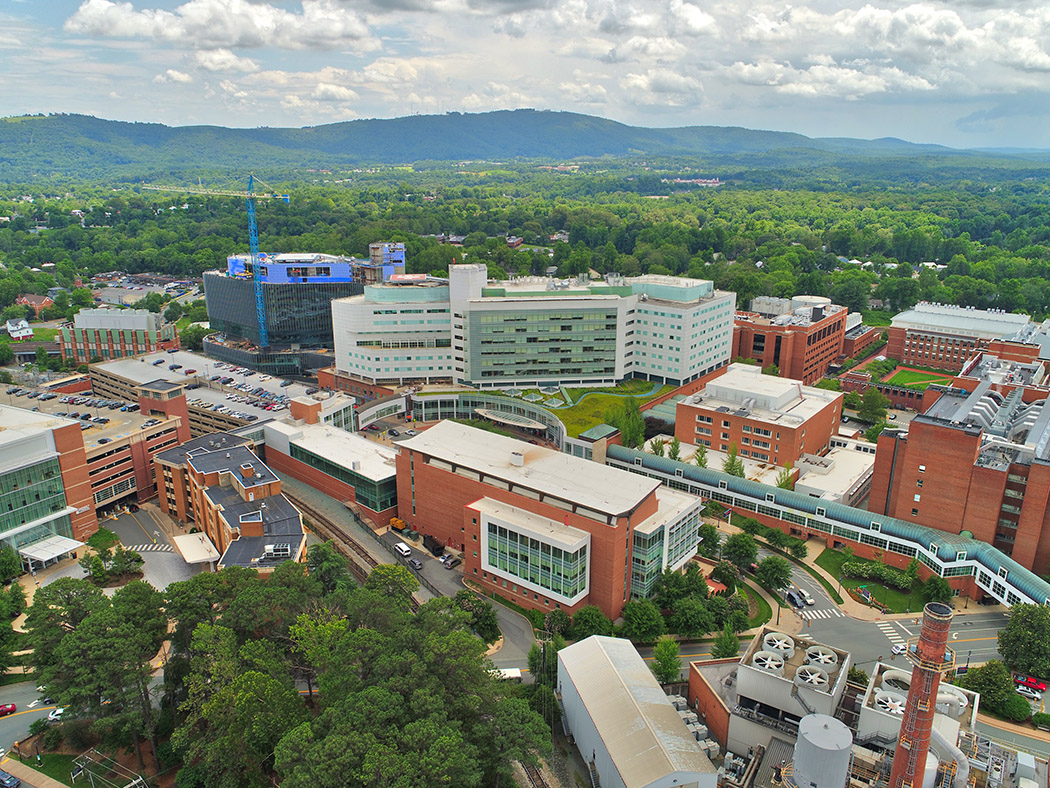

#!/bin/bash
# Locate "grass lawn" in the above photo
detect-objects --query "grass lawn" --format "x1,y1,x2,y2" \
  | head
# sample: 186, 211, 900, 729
20, 753, 78, 786
861, 310, 894, 327
176, 317, 192, 330
740, 582, 772, 629
564, 378, 661, 400
0, 327, 59, 343
815, 547, 925, 614
552, 384, 674, 438
886, 369, 954, 389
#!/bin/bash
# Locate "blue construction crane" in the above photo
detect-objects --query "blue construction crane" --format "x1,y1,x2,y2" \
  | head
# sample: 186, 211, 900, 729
141, 174, 290, 347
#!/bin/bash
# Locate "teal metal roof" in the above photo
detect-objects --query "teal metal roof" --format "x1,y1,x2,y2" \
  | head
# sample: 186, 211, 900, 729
579, 424, 620, 440
607, 444, 1050, 605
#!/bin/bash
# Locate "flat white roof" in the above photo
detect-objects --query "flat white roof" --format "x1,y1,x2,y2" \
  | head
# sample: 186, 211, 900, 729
398, 421, 660, 517
0, 403, 78, 446
469, 497, 589, 550
796, 444, 876, 500
683, 363, 839, 425
266, 421, 397, 481
559, 636, 715, 787
633, 485, 702, 535
892, 301, 1032, 340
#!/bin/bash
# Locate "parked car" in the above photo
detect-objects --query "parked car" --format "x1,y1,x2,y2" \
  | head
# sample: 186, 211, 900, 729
1015, 675, 1048, 692
1016, 685, 1042, 701
404, 429, 417, 436
0, 767, 21, 787
0, 704, 15, 717
48, 707, 65, 721
152, 359, 164, 366
891, 644, 908, 656
388, 428, 400, 437
444, 557, 462, 570
407, 558, 423, 571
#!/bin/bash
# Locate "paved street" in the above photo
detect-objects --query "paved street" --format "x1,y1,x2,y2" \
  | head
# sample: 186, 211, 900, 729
0, 681, 57, 757
98, 510, 203, 590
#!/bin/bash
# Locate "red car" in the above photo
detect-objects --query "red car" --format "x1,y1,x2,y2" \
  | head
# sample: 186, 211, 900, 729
1014, 675, 1048, 692
0, 703, 15, 717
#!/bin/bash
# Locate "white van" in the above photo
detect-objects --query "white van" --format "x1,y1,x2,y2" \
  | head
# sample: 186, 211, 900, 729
393, 542, 412, 558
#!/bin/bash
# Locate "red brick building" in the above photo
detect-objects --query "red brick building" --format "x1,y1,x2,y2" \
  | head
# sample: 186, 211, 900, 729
674, 364, 842, 466
887, 301, 1038, 373
16, 293, 53, 318
59, 309, 179, 363
395, 420, 702, 620
869, 381, 1050, 572
732, 300, 847, 384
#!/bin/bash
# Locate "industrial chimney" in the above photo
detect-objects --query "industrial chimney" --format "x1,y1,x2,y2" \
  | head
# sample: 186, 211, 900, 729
888, 602, 955, 788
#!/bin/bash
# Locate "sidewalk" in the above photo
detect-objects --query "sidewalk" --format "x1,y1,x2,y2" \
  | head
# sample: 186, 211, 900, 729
1, 757, 69, 788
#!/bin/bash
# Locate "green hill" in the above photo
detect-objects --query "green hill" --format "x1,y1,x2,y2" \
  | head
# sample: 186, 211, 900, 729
0, 109, 1044, 182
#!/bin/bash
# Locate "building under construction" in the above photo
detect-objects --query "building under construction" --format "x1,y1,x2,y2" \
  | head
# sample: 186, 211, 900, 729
688, 607, 1047, 788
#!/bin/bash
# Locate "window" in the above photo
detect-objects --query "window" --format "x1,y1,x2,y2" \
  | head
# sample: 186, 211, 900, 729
918, 464, 926, 473
913, 494, 921, 502
916, 479, 923, 488
912, 508, 919, 515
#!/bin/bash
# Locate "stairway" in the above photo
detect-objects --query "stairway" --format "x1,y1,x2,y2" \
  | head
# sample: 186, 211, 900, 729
588, 761, 601, 788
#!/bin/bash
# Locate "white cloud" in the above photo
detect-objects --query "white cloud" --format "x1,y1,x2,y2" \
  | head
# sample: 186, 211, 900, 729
620, 68, 702, 106
153, 68, 192, 83
194, 48, 259, 73
65, 0, 379, 52
669, 0, 717, 36
312, 82, 359, 101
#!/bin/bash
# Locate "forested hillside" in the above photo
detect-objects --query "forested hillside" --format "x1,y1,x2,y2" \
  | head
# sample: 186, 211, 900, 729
3, 159, 1050, 320
3, 110, 1050, 184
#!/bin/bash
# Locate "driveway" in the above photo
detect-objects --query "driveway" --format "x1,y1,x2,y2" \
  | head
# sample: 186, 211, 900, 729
99, 510, 203, 590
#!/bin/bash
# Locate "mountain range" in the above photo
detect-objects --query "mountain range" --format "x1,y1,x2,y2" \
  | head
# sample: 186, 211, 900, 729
1, 109, 1047, 182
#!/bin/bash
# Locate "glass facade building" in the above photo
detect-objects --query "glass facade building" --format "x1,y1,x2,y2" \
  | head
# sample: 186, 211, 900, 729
203, 273, 363, 347
0, 456, 74, 552
289, 444, 397, 513
485, 520, 589, 603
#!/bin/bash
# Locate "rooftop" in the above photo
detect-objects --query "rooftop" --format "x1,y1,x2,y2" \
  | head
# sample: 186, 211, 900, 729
212, 491, 305, 569
559, 636, 716, 788
398, 420, 661, 518
469, 497, 589, 550
155, 432, 252, 466
682, 364, 840, 425
140, 379, 183, 393
187, 445, 279, 488
634, 486, 702, 535
262, 421, 397, 481
891, 301, 1035, 342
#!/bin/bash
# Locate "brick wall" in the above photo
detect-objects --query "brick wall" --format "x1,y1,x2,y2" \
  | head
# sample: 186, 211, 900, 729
687, 659, 737, 747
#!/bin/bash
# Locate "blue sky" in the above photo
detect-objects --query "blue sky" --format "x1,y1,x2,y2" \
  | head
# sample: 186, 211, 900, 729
3, 0, 1050, 149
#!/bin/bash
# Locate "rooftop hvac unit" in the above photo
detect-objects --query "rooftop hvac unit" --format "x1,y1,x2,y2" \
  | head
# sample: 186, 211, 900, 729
764, 632, 796, 659
794, 665, 830, 691
751, 650, 785, 677
805, 646, 840, 674
874, 691, 907, 715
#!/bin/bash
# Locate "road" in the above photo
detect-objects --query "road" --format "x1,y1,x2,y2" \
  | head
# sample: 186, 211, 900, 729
0, 681, 57, 756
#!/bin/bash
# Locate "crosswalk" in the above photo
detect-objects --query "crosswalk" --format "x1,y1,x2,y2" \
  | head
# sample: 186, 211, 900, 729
876, 620, 906, 645
123, 543, 174, 553
799, 608, 844, 620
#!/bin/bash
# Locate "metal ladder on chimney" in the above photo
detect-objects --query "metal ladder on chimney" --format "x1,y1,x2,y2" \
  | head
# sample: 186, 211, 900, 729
588, 760, 601, 788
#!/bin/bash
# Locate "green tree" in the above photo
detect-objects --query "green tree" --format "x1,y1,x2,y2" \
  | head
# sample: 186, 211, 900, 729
543, 609, 571, 637
858, 388, 890, 423
843, 390, 862, 410
453, 590, 501, 644
363, 564, 419, 609
527, 635, 565, 688
650, 438, 666, 457
570, 605, 614, 640
865, 421, 888, 442
998, 604, 1050, 678
710, 561, 738, 592
958, 660, 1025, 719
711, 624, 740, 659
605, 398, 644, 449
722, 443, 745, 477
651, 636, 682, 683
693, 443, 708, 468
667, 436, 681, 462
922, 575, 953, 604
306, 542, 349, 595
528, 683, 562, 730
756, 556, 792, 592
697, 523, 721, 558
668, 596, 714, 638
761, 364, 779, 376
164, 302, 183, 322
722, 533, 758, 573
620, 599, 666, 642
847, 665, 869, 685
179, 324, 210, 351
0, 547, 20, 583
775, 462, 794, 489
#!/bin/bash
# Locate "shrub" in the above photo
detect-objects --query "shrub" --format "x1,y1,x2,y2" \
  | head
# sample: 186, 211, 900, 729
841, 560, 913, 590
86, 527, 119, 552
999, 692, 1034, 723
1031, 712, 1050, 730
42, 725, 64, 750
28, 719, 48, 737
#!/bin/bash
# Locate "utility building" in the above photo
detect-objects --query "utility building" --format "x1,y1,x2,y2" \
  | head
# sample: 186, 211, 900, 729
558, 636, 717, 788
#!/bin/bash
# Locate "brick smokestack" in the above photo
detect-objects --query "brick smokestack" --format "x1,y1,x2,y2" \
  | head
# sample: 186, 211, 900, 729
888, 602, 955, 788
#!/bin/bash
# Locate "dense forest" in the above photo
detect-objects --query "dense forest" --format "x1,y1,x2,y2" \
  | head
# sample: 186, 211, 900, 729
3, 157, 1050, 320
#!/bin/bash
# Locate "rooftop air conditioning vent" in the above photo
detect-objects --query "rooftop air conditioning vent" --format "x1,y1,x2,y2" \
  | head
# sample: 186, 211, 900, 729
875, 691, 907, 715
751, 650, 785, 676
763, 632, 796, 659
794, 665, 829, 690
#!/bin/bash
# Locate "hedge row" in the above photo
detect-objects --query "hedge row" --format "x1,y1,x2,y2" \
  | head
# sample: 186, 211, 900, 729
841, 560, 913, 590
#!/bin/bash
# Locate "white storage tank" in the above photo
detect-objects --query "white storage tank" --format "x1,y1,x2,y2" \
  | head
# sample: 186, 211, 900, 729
791, 714, 852, 788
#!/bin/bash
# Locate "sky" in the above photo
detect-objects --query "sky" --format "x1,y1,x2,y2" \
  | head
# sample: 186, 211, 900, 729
3, 0, 1050, 149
